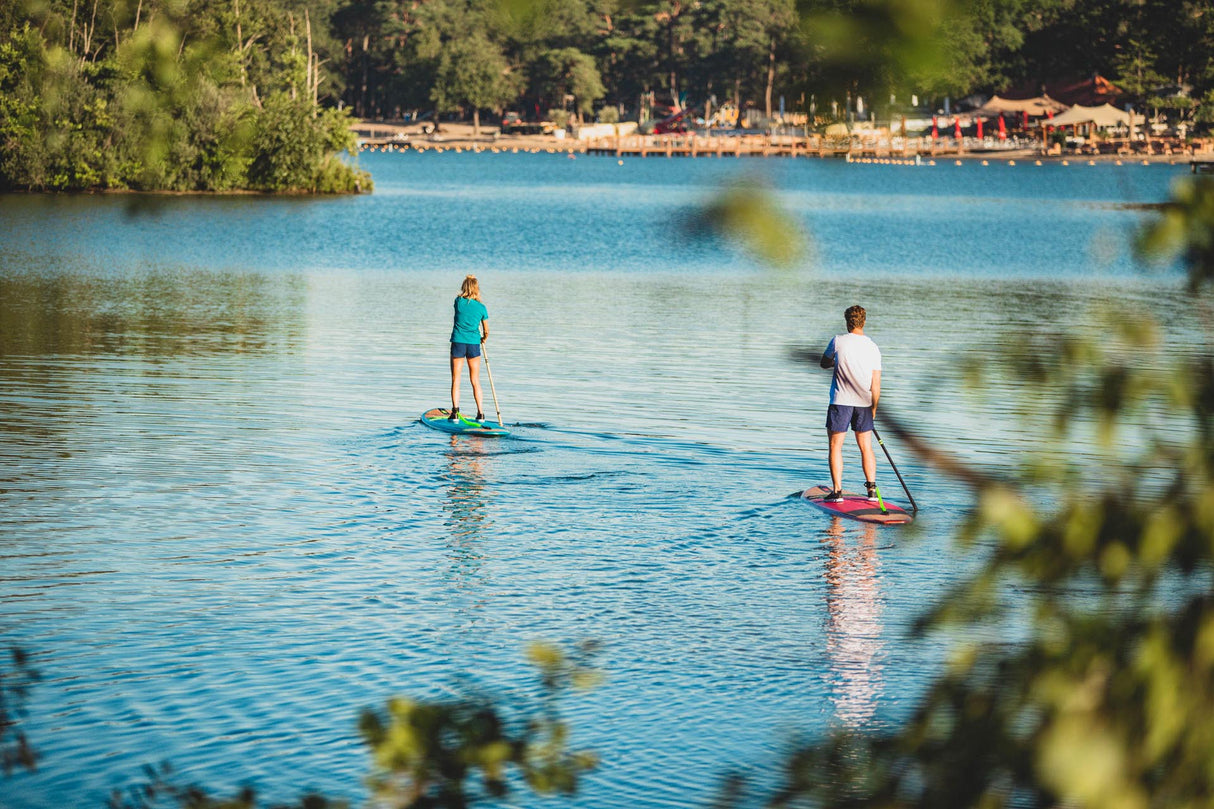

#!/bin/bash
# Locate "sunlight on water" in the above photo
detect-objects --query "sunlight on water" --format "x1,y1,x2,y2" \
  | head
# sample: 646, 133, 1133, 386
0, 154, 1200, 808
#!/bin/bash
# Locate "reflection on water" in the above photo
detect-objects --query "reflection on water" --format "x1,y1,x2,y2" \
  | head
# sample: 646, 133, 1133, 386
441, 435, 490, 586
822, 518, 885, 730
0, 270, 306, 358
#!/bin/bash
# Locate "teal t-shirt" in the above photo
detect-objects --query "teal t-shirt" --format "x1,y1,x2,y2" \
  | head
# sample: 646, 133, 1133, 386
451, 296, 488, 343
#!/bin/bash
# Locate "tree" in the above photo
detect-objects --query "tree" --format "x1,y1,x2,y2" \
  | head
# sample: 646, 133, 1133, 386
531, 46, 603, 122
0, 0, 368, 193
431, 32, 514, 134
1113, 38, 1167, 98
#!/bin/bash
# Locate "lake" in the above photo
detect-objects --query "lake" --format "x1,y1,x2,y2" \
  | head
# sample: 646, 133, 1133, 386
0, 151, 1198, 808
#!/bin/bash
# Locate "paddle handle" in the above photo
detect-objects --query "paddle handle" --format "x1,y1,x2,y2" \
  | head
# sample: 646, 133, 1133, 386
481, 342, 503, 426
873, 426, 917, 513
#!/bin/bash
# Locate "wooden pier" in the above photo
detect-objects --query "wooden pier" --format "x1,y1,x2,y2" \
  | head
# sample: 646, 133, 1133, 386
584, 133, 952, 159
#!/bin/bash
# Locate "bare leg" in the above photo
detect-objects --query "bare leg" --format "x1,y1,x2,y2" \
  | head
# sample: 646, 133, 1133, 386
828, 430, 847, 492
856, 430, 876, 484
450, 357, 465, 411
467, 355, 485, 416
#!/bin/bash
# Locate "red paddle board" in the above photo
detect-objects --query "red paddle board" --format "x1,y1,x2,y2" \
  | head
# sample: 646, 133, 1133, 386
800, 485, 914, 525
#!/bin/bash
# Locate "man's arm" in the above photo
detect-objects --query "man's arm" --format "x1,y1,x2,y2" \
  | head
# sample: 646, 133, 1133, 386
819, 341, 835, 369
871, 370, 881, 413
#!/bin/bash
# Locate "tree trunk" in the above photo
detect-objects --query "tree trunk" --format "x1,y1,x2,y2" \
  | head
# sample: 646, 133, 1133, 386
361, 34, 370, 117
235, 0, 246, 87
667, 20, 678, 108
306, 9, 316, 114
765, 35, 776, 120
473, 107, 480, 137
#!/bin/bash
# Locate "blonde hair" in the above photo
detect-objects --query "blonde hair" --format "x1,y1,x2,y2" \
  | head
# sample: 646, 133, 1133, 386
460, 275, 481, 300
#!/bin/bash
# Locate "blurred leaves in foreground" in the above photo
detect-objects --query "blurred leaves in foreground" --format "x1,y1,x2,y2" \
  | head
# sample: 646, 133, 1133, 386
101, 642, 601, 809
359, 641, 601, 808
0, 648, 39, 775
684, 177, 807, 269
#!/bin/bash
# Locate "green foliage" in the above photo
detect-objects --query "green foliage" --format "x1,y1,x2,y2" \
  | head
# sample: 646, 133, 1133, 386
1113, 39, 1167, 98
1139, 177, 1214, 289
0, 0, 368, 193
798, 0, 959, 99
248, 92, 368, 193
0, 24, 48, 189
533, 47, 604, 119
358, 641, 601, 808
685, 177, 805, 268
431, 33, 514, 116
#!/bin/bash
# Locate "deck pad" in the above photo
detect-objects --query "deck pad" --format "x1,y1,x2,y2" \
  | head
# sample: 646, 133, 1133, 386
801, 485, 914, 525
421, 408, 510, 437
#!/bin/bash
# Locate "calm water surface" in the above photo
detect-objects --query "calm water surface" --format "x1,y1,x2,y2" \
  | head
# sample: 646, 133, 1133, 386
0, 153, 1198, 808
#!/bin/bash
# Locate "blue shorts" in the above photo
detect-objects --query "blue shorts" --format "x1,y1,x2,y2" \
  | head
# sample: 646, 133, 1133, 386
450, 342, 482, 359
827, 404, 874, 434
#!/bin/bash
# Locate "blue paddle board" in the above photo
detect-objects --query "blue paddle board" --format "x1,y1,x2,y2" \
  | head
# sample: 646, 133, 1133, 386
421, 408, 510, 437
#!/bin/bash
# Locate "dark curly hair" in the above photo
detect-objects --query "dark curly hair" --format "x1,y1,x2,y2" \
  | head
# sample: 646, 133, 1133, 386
844, 305, 866, 331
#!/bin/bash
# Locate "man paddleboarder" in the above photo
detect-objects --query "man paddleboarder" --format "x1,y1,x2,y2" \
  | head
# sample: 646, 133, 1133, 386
819, 305, 882, 503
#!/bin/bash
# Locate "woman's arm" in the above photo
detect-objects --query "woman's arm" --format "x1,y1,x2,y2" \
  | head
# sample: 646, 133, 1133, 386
481, 320, 489, 343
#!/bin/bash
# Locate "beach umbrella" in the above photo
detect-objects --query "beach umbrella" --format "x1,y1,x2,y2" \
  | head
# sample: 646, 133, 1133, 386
932, 116, 938, 139
977, 118, 984, 139
954, 118, 962, 140
998, 114, 1007, 140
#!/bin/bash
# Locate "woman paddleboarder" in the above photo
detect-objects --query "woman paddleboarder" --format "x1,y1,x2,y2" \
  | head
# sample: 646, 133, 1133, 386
448, 275, 490, 422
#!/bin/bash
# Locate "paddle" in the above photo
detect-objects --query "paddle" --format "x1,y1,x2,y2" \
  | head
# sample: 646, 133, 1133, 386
481, 342, 503, 426
873, 426, 917, 513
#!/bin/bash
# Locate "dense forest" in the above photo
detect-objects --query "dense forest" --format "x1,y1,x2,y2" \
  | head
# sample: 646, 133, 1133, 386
331, 0, 1214, 125
2, 0, 1214, 191
0, 0, 371, 191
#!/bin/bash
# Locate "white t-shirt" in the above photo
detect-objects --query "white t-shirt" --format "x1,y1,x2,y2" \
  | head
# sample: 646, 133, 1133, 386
825, 332, 882, 407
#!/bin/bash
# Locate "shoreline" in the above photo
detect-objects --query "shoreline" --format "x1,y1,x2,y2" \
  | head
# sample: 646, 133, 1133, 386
353, 122, 1204, 165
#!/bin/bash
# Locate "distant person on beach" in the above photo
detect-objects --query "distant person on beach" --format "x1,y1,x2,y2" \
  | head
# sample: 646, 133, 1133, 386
449, 275, 489, 421
819, 305, 882, 503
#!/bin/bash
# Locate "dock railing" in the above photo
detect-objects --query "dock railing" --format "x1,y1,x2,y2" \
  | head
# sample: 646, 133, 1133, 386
584, 132, 971, 159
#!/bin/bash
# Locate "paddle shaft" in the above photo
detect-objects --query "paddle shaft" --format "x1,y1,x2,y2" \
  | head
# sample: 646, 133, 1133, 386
481, 342, 503, 426
873, 427, 917, 513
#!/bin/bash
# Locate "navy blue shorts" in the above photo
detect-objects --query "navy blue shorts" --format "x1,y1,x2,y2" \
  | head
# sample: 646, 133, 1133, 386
450, 342, 482, 359
827, 404, 874, 434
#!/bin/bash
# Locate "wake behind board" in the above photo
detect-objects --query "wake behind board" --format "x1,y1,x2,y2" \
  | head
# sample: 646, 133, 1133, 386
801, 485, 914, 525
421, 408, 510, 437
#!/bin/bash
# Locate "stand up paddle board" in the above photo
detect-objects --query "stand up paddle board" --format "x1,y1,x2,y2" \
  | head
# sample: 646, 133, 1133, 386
800, 485, 914, 525
421, 408, 510, 437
